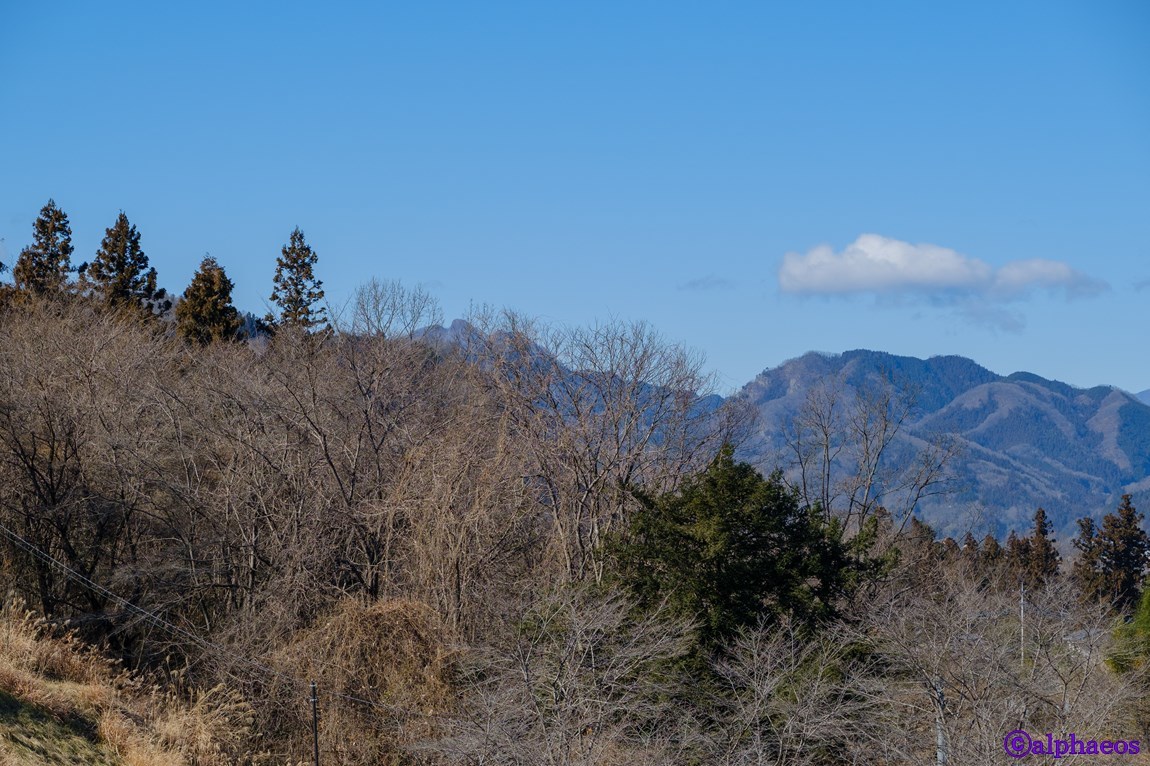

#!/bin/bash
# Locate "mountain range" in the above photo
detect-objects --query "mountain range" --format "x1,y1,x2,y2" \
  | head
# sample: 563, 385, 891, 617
421, 321, 1150, 542
734, 350, 1150, 542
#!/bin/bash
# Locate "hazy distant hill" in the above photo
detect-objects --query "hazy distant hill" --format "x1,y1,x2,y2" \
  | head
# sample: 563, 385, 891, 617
735, 350, 1150, 541
1138, 389, 1150, 406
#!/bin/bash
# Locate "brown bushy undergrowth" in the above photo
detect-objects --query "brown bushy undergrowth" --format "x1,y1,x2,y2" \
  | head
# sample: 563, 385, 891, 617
260, 597, 455, 765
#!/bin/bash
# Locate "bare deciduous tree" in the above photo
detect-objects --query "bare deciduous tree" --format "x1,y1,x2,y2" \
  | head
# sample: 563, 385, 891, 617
851, 563, 1143, 765
469, 311, 748, 583
431, 586, 695, 766
782, 374, 958, 542
338, 276, 443, 340
707, 619, 875, 766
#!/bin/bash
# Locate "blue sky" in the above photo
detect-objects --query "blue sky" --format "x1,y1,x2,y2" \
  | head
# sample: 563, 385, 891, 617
2, 1, 1148, 393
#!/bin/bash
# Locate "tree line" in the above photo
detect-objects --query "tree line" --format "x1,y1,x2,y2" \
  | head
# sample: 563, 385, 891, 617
1, 199, 326, 337
3, 198, 1150, 764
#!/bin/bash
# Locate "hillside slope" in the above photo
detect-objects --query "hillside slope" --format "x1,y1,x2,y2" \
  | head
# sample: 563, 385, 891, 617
0, 603, 251, 766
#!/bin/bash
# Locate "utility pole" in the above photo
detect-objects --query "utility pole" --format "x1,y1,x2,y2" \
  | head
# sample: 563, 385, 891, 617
1020, 581, 1025, 673
310, 681, 320, 766
931, 677, 948, 765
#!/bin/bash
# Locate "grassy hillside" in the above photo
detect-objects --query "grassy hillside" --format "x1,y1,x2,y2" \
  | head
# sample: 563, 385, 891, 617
0, 689, 117, 765
0, 602, 252, 766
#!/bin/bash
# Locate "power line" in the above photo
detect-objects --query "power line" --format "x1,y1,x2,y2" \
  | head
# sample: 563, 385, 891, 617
0, 520, 433, 720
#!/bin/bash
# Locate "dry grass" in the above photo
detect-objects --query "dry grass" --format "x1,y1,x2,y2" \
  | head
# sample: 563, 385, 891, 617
265, 597, 456, 765
0, 599, 256, 766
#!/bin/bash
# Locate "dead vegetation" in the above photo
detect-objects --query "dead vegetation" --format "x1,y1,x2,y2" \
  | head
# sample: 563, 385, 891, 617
0, 599, 254, 765
3, 295, 1150, 764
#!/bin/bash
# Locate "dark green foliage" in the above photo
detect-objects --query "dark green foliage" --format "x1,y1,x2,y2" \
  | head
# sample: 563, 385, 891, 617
13, 200, 74, 296
1072, 495, 1150, 610
175, 256, 241, 344
268, 227, 326, 331
607, 444, 849, 651
85, 212, 169, 315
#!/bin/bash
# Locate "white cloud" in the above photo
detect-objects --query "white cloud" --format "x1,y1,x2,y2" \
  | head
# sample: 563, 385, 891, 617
779, 234, 990, 294
779, 234, 1107, 301
991, 258, 1106, 299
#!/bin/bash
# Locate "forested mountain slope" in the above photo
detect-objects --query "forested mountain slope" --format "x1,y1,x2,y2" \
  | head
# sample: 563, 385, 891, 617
735, 350, 1150, 539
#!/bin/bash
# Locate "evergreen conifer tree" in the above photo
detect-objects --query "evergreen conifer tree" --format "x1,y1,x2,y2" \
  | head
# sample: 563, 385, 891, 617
1100, 495, 1150, 611
1072, 496, 1150, 610
1026, 507, 1061, 586
13, 199, 74, 295
86, 212, 168, 315
980, 533, 1003, 570
608, 444, 849, 651
1072, 517, 1105, 600
176, 256, 241, 344
1005, 529, 1030, 584
940, 536, 960, 561
268, 227, 326, 330
959, 531, 980, 569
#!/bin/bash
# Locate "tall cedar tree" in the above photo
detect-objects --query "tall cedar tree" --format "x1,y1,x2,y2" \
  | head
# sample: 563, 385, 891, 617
13, 199, 74, 295
86, 212, 168, 315
980, 534, 1003, 570
1073, 495, 1150, 611
1026, 507, 1061, 586
940, 536, 960, 561
176, 256, 241, 344
1005, 530, 1029, 584
1072, 518, 1106, 600
608, 444, 849, 651
268, 227, 326, 330
959, 531, 980, 570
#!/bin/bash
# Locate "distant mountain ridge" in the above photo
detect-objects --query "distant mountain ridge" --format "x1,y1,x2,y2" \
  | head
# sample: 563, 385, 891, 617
734, 350, 1150, 540
419, 322, 1150, 541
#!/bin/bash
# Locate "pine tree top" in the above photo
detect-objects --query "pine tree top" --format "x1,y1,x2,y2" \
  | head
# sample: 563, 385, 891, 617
268, 227, 326, 331
176, 255, 241, 344
13, 199, 74, 295
86, 212, 161, 314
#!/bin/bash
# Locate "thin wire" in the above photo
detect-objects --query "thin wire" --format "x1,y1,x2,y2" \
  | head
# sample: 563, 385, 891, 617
0, 520, 438, 719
